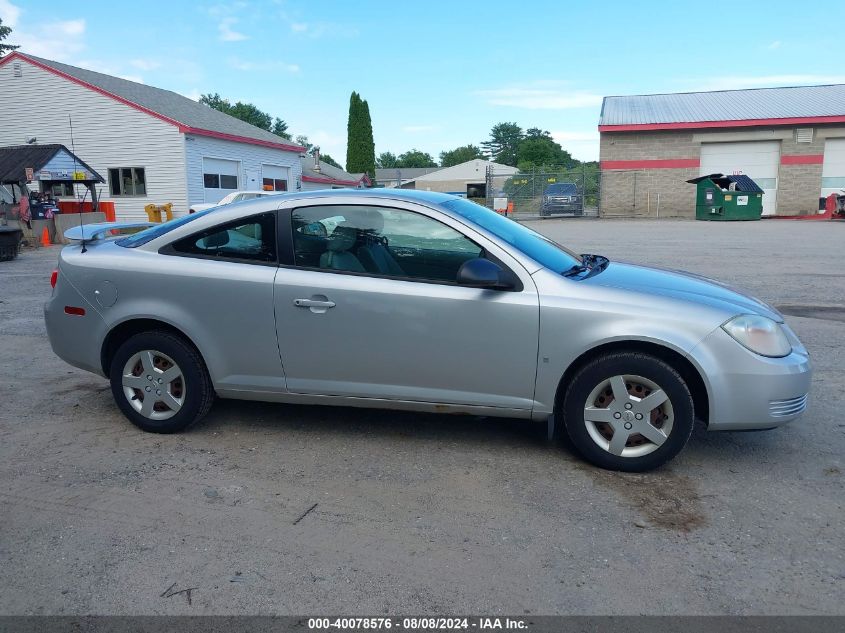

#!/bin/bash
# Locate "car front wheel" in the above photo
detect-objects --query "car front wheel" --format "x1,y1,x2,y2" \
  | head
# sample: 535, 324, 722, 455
562, 352, 695, 471
109, 330, 214, 433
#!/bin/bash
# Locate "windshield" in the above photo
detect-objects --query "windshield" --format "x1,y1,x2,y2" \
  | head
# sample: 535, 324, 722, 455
116, 209, 213, 248
441, 198, 581, 272
545, 183, 577, 195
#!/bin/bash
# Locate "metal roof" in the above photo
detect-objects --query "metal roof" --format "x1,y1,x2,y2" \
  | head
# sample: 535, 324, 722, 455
300, 155, 364, 185
600, 84, 845, 127
11, 53, 304, 151
0, 144, 103, 184
375, 167, 441, 182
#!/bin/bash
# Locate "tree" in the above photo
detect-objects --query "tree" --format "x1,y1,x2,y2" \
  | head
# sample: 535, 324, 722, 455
199, 92, 291, 140
376, 152, 398, 169
295, 134, 313, 153
516, 137, 574, 170
271, 118, 290, 139
320, 154, 342, 169
346, 91, 376, 183
0, 18, 19, 58
396, 149, 437, 168
480, 122, 523, 166
439, 144, 484, 167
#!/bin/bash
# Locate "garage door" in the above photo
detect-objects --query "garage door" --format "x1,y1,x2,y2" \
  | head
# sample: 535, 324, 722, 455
202, 157, 240, 204
822, 138, 845, 199
700, 142, 780, 216
262, 164, 289, 192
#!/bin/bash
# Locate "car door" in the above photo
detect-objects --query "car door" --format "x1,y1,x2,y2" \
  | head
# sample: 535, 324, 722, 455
158, 210, 285, 394
272, 200, 540, 411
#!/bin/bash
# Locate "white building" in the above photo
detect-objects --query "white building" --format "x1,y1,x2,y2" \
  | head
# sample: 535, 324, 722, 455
385, 159, 519, 198
0, 52, 306, 220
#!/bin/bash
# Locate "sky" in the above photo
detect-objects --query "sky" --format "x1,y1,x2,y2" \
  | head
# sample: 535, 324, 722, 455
3, 0, 845, 165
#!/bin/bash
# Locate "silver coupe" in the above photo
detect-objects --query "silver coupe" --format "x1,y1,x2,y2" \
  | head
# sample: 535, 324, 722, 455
45, 190, 811, 471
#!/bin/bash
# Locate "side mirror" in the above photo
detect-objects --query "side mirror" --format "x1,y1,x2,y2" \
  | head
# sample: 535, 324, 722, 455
456, 257, 514, 290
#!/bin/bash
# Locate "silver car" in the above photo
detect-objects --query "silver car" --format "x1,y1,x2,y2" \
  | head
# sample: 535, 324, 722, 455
45, 190, 811, 471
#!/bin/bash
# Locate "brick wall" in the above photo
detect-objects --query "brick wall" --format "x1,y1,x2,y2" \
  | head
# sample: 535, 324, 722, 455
776, 130, 825, 215
600, 126, 841, 217
600, 131, 699, 216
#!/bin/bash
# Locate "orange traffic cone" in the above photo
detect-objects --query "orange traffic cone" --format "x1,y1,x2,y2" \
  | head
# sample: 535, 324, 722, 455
40, 226, 51, 247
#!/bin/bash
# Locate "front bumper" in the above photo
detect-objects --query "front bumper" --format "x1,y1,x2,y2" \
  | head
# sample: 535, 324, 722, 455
541, 204, 583, 215
689, 325, 812, 430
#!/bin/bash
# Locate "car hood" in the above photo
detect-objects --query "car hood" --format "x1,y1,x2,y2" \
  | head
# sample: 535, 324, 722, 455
583, 261, 783, 322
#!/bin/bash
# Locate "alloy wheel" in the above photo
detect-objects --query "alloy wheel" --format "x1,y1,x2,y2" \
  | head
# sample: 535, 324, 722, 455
121, 349, 185, 420
583, 374, 674, 458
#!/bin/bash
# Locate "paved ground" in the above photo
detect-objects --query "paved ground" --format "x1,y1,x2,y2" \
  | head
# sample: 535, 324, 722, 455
0, 218, 843, 616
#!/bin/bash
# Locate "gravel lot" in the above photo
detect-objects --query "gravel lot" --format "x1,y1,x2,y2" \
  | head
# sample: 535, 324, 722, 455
0, 218, 842, 616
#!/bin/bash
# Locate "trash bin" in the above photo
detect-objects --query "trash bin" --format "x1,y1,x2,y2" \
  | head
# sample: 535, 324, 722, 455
687, 173, 764, 221
0, 226, 23, 261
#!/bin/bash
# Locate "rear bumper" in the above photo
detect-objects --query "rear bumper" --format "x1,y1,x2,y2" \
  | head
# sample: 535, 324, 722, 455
44, 275, 108, 377
690, 325, 812, 430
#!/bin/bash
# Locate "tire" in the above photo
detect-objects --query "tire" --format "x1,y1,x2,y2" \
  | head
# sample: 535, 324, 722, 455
109, 330, 214, 433
561, 352, 694, 472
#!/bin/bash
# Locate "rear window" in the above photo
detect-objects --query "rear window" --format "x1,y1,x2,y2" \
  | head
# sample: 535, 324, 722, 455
116, 210, 213, 248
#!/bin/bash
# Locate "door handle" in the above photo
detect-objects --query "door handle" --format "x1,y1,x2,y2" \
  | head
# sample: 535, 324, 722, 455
293, 298, 336, 309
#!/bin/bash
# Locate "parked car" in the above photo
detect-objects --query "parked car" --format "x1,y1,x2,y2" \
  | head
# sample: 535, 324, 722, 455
45, 190, 811, 471
541, 182, 583, 216
189, 190, 281, 214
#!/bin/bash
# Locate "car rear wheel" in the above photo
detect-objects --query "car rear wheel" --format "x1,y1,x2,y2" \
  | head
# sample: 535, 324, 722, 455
561, 352, 694, 471
109, 330, 214, 433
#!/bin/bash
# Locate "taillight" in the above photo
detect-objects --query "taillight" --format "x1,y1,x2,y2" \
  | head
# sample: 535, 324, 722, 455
50, 269, 58, 288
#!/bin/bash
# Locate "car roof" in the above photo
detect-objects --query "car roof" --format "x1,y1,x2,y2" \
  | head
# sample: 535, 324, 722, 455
275, 188, 455, 205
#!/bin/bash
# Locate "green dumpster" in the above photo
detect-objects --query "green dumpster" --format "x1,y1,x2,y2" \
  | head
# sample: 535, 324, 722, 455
687, 173, 764, 221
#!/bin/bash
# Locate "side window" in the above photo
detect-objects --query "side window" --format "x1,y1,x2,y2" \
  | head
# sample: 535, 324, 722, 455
168, 212, 277, 263
291, 205, 482, 282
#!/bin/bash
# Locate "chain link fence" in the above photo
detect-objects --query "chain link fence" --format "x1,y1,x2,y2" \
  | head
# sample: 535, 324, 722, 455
485, 165, 600, 218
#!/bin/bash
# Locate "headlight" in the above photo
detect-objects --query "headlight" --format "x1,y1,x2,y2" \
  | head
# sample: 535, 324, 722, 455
721, 315, 792, 357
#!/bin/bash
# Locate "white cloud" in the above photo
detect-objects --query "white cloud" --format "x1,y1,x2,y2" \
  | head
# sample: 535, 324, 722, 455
695, 74, 845, 91
0, 0, 21, 27
57, 19, 85, 36
308, 129, 346, 162
550, 130, 600, 162
227, 57, 299, 73
129, 58, 161, 71
7, 16, 88, 61
477, 83, 603, 109
767, 40, 782, 50
218, 17, 248, 41
179, 88, 203, 101
278, 9, 358, 39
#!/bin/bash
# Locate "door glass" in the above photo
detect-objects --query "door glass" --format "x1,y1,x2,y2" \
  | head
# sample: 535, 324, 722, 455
170, 212, 277, 263
291, 205, 482, 282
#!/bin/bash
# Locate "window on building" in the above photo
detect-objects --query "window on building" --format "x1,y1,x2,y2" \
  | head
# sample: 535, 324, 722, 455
108, 167, 147, 196
48, 182, 76, 197
203, 172, 238, 190
262, 177, 287, 192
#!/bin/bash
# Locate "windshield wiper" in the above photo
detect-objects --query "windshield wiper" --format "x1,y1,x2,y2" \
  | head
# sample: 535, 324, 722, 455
563, 253, 609, 278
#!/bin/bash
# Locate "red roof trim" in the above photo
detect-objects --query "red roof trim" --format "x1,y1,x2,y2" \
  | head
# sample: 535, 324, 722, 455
601, 158, 700, 170
599, 115, 845, 132
3, 52, 305, 153
780, 154, 824, 165
179, 126, 305, 152
302, 174, 362, 186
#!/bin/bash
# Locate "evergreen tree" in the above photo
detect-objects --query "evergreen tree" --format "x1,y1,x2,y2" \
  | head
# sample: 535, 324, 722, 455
346, 91, 375, 184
